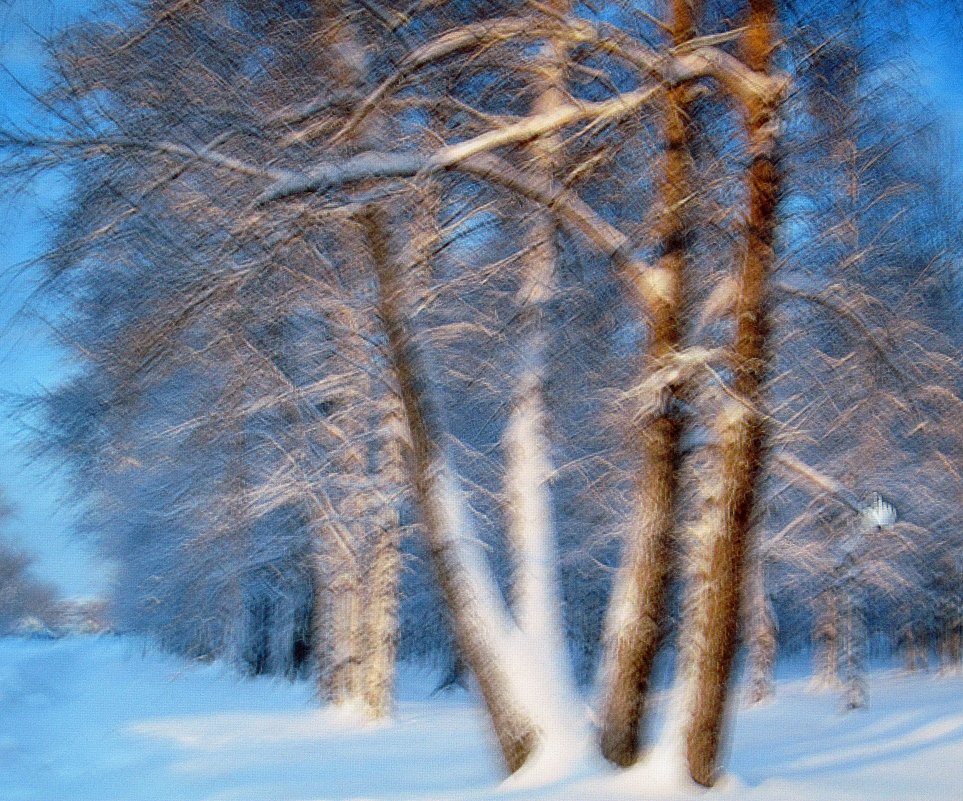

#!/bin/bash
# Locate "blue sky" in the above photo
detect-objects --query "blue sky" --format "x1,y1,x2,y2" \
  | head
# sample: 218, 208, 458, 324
0, 0, 107, 596
0, 2, 960, 600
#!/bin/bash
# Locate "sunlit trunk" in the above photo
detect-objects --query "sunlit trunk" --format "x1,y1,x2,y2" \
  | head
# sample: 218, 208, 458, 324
362, 407, 405, 717
598, 0, 697, 768
319, 286, 378, 708
500, 1, 586, 750
682, 0, 783, 785
328, 573, 363, 702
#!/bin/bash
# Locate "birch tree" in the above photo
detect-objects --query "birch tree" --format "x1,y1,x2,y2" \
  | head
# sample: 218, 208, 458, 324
5, 0, 961, 788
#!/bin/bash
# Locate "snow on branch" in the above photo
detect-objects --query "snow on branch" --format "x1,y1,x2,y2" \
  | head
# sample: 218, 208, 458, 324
773, 452, 862, 513
261, 152, 649, 279
332, 14, 786, 144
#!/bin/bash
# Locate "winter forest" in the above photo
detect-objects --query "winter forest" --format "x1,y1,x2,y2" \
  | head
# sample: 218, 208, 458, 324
0, 0, 961, 799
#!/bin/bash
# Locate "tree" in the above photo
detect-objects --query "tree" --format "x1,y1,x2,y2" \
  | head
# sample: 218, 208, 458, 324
4, 0, 960, 788
0, 494, 61, 634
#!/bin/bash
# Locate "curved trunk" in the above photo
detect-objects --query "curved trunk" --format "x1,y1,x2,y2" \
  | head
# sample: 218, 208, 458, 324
363, 206, 538, 773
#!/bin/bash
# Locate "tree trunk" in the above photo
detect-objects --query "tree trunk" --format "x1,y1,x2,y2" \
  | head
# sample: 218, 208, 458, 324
362, 402, 406, 717
315, 521, 365, 706
318, 291, 376, 708
814, 588, 841, 688
841, 589, 866, 709
899, 607, 924, 672
682, 0, 783, 786
219, 370, 253, 669
500, 0, 585, 745
598, 0, 697, 768
362, 507, 401, 716
950, 608, 962, 670
363, 205, 538, 773
937, 595, 962, 672
746, 556, 777, 704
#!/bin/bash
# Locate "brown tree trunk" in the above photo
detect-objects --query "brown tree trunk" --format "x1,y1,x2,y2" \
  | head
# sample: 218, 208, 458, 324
683, 0, 782, 786
362, 205, 538, 773
598, 0, 697, 768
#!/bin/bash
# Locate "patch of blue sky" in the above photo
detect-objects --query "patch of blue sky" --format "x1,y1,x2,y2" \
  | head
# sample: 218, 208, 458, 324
0, 0, 112, 597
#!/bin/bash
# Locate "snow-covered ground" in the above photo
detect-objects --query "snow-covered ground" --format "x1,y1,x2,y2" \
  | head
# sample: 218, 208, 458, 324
1, 636, 961, 801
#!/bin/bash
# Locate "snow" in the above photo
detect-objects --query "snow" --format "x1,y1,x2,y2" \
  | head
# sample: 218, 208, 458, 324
430, 455, 594, 774
2, 635, 962, 801
502, 391, 596, 775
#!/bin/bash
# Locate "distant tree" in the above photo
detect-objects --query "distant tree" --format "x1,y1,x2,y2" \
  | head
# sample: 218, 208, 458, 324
0, 496, 61, 634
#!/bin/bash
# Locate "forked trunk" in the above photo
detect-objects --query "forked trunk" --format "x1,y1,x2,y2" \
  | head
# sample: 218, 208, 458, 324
363, 205, 538, 773
598, 0, 697, 767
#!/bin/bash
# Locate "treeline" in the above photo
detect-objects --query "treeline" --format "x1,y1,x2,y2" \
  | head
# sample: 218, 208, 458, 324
4, 0, 961, 785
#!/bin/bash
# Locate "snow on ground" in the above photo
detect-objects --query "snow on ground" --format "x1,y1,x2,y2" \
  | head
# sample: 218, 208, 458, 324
1, 635, 961, 801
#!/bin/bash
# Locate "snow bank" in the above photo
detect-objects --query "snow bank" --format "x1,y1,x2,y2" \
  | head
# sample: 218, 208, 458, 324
1, 636, 960, 800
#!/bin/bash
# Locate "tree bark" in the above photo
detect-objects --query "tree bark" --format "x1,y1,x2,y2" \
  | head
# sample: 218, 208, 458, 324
362, 400, 406, 717
841, 589, 866, 709
598, 0, 697, 768
363, 205, 538, 773
814, 588, 841, 688
318, 292, 376, 708
900, 617, 928, 673
937, 594, 962, 671
746, 555, 777, 704
326, 571, 363, 702
682, 0, 783, 786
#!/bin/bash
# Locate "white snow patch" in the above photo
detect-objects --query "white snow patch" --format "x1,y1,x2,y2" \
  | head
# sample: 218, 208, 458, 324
1, 636, 962, 801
